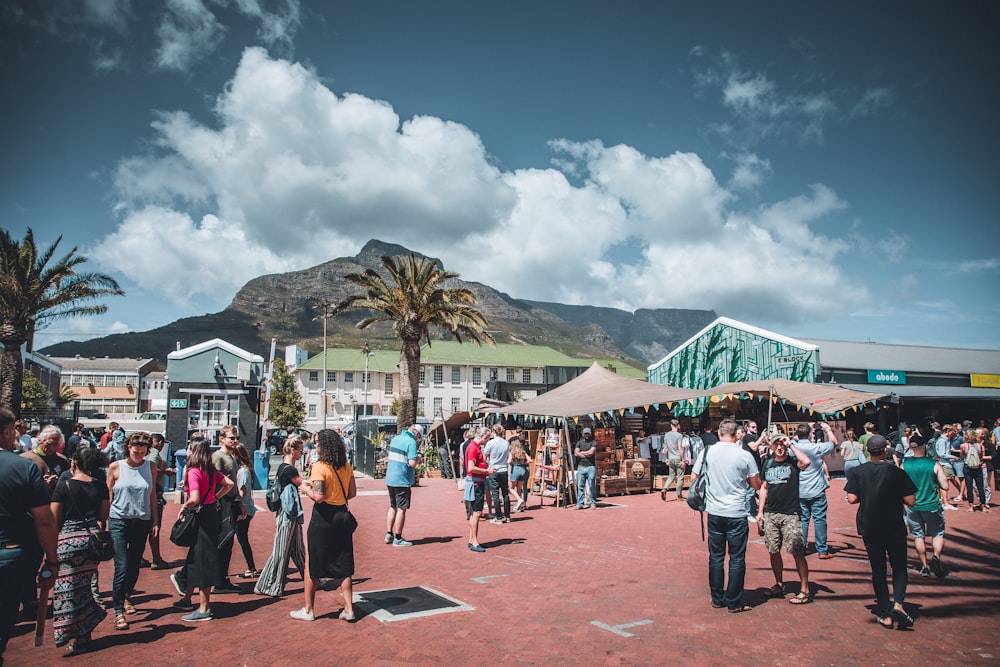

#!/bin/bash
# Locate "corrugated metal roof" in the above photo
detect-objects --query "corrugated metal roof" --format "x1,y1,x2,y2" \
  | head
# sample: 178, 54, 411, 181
838, 383, 1000, 399
805, 339, 1000, 374
298, 342, 617, 371
50, 356, 158, 373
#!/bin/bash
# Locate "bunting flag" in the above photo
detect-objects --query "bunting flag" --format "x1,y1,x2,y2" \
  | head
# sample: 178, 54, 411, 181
644, 404, 650, 412
573, 416, 579, 424
772, 396, 778, 404
653, 403, 660, 410
619, 408, 626, 416
664, 403, 670, 410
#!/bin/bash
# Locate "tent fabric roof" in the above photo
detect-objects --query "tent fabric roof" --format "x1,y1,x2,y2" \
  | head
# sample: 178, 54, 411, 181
478, 364, 889, 419
479, 362, 712, 418
700, 379, 889, 416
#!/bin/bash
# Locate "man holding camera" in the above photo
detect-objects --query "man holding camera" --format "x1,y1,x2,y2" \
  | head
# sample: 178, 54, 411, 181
757, 434, 812, 603
795, 422, 840, 559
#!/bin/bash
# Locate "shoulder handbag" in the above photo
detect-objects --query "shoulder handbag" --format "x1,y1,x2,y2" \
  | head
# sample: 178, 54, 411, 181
217, 477, 239, 549
332, 465, 358, 533
170, 505, 200, 547
64, 479, 115, 562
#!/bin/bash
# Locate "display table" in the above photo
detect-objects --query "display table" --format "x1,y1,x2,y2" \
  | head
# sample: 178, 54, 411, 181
598, 458, 652, 496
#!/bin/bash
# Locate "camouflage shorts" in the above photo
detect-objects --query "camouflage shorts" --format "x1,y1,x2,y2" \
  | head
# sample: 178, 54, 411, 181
763, 512, 803, 555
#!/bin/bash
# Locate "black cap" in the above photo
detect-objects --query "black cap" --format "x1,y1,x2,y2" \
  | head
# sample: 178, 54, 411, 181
908, 434, 927, 448
866, 435, 889, 454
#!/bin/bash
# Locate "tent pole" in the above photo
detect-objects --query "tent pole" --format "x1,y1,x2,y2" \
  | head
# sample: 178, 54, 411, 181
562, 418, 576, 506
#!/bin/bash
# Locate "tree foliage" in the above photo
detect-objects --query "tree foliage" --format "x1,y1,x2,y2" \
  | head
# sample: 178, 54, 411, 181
334, 254, 493, 430
20, 373, 51, 418
268, 358, 305, 429
0, 228, 122, 416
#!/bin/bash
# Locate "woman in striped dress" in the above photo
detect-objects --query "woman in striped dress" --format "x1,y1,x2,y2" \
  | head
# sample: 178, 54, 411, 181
254, 436, 307, 597
50, 447, 110, 653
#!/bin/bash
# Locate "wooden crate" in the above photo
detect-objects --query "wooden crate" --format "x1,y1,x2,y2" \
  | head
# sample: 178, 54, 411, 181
599, 476, 629, 496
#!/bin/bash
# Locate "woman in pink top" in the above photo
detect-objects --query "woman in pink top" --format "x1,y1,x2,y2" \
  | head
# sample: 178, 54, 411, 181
175, 437, 235, 621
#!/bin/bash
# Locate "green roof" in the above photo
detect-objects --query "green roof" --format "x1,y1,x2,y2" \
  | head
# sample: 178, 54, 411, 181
299, 341, 643, 374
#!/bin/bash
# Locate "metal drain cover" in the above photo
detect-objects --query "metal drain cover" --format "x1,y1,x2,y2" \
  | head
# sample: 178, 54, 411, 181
355, 586, 474, 622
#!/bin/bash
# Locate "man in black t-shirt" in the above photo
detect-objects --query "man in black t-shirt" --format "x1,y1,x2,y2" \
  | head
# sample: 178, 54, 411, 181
757, 435, 812, 603
0, 408, 59, 662
845, 435, 917, 630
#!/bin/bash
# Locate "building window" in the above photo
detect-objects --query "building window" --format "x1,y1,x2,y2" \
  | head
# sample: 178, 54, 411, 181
522, 368, 531, 384
417, 398, 425, 415
472, 367, 482, 386
433, 366, 443, 385
419, 366, 425, 385
308, 404, 316, 419
433, 397, 443, 416
385, 375, 394, 394
344, 372, 354, 384
489, 368, 498, 382
506, 368, 515, 383
326, 371, 336, 383
451, 366, 460, 385
309, 371, 318, 382
451, 398, 460, 414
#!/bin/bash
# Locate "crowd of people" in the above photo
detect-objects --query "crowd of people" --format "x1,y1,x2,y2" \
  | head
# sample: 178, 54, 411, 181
690, 416, 1000, 631
3, 407, 998, 662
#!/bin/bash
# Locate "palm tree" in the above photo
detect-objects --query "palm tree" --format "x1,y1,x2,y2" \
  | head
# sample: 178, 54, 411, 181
0, 228, 123, 416
334, 254, 494, 430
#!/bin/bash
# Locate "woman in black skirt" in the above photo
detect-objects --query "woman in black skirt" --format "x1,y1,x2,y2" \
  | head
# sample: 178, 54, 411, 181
175, 437, 235, 622
290, 429, 357, 622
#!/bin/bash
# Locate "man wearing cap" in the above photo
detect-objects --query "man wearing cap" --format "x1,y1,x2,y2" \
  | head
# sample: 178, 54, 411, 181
384, 424, 424, 547
845, 435, 917, 630
793, 422, 840, 559
574, 428, 598, 509
901, 434, 949, 578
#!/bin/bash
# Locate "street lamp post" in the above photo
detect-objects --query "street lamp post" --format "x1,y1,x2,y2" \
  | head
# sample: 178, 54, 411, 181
362, 342, 375, 419
313, 301, 332, 430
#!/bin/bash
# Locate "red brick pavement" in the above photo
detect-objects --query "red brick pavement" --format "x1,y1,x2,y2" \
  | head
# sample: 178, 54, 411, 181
6, 477, 1000, 666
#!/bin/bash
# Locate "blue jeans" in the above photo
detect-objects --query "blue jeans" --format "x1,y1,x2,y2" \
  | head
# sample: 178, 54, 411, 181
0, 545, 30, 659
109, 517, 151, 614
576, 466, 596, 507
800, 494, 829, 555
707, 514, 750, 609
488, 472, 511, 519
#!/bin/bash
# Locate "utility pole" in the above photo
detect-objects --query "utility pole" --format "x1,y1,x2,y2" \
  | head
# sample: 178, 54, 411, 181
313, 301, 333, 430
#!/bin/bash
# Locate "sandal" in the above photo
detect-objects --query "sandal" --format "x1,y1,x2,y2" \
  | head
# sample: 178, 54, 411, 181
727, 605, 753, 613
122, 599, 137, 615
877, 616, 894, 630
765, 584, 784, 598
892, 607, 914, 630
114, 614, 129, 631
237, 570, 261, 579
789, 592, 812, 605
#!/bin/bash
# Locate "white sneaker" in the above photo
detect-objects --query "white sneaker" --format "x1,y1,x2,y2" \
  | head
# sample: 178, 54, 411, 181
384, 532, 393, 544
489, 518, 503, 525
290, 607, 315, 622
942, 504, 958, 510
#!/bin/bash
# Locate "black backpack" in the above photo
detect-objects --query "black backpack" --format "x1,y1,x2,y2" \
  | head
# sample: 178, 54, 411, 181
265, 471, 283, 513
687, 445, 712, 540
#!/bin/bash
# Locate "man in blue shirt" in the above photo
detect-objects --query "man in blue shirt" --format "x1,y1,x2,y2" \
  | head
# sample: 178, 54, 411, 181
384, 424, 423, 547
795, 421, 840, 559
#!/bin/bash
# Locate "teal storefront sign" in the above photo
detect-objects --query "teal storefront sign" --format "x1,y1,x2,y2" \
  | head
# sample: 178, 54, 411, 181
867, 369, 906, 384
169, 398, 188, 408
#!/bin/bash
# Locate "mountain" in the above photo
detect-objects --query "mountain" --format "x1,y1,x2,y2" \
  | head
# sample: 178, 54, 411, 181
40, 240, 717, 368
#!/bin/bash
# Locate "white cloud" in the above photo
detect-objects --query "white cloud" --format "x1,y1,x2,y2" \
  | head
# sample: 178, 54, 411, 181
956, 258, 999, 273
154, 0, 225, 72
727, 152, 772, 190
99, 48, 870, 328
692, 49, 889, 147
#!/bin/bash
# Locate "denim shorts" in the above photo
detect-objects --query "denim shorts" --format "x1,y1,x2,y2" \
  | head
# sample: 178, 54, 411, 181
906, 508, 945, 539
510, 464, 529, 482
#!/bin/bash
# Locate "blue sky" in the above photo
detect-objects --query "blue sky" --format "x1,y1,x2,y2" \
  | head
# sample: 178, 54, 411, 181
2, 1, 997, 353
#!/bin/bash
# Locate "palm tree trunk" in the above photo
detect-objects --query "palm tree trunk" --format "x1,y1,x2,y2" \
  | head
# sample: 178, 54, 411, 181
0, 340, 27, 418
397, 336, 421, 431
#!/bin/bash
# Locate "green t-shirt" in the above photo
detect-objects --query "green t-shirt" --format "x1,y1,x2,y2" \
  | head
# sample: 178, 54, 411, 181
902, 456, 941, 512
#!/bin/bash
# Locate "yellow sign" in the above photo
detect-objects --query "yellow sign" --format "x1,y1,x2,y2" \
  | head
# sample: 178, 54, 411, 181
971, 374, 1000, 388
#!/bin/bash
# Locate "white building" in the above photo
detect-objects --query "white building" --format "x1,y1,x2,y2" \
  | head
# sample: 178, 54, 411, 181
292, 341, 646, 431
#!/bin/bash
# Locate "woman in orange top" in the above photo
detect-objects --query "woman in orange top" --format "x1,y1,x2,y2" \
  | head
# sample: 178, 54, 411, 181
290, 429, 357, 622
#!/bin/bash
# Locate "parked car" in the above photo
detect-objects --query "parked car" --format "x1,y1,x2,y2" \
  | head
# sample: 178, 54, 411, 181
266, 427, 312, 455
137, 412, 166, 420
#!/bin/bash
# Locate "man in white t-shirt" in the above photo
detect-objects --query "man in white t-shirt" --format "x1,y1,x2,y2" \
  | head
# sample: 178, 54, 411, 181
690, 418, 761, 613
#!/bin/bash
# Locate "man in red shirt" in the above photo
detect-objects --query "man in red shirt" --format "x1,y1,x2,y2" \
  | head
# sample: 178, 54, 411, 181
464, 427, 495, 552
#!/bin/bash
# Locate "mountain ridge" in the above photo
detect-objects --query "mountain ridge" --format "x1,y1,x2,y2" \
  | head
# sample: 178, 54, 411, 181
40, 240, 717, 368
